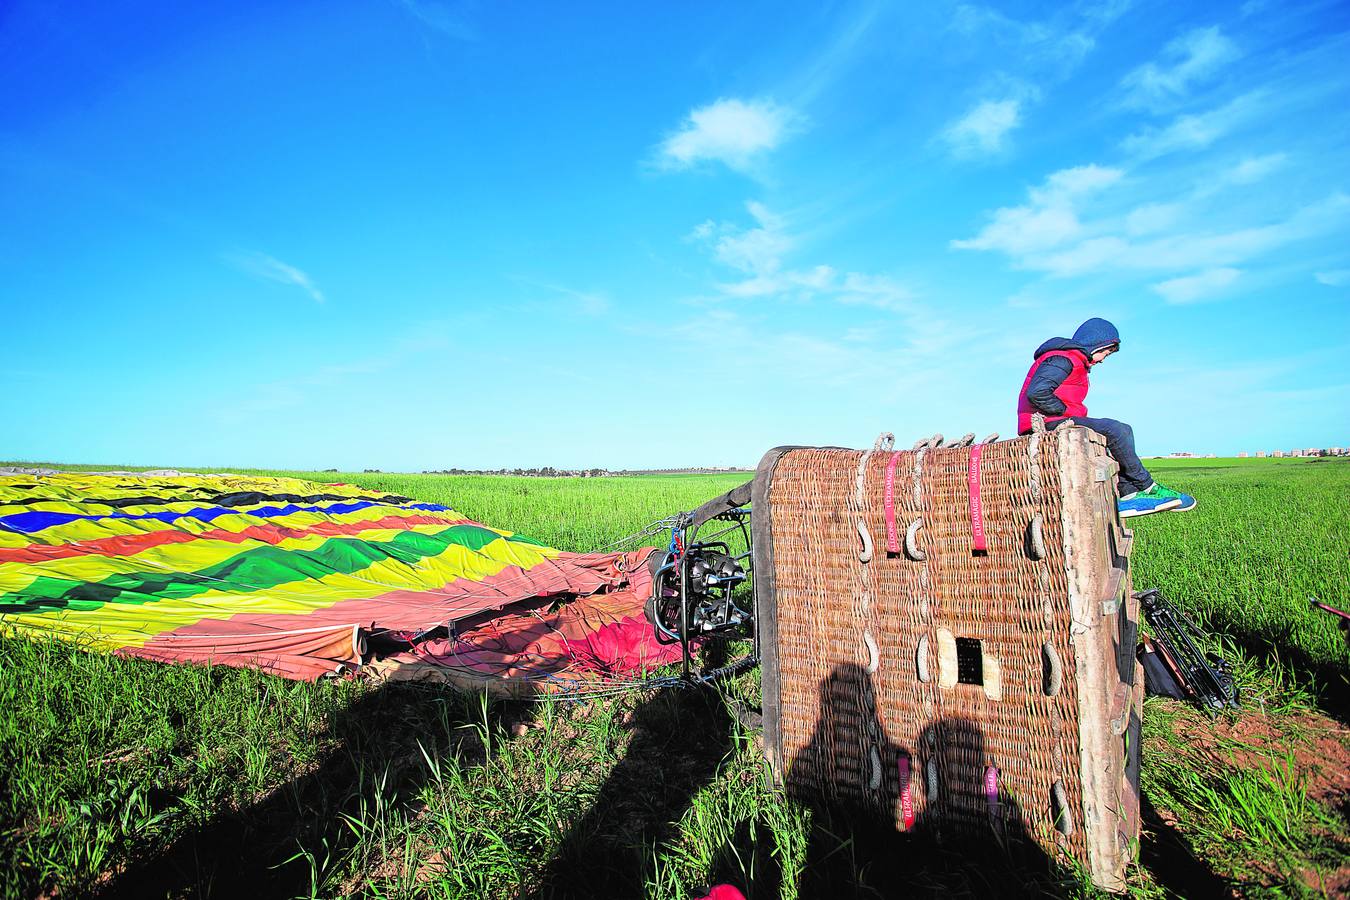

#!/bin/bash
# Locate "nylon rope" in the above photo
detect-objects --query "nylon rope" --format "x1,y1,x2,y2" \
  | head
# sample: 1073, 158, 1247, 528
851, 433, 892, 802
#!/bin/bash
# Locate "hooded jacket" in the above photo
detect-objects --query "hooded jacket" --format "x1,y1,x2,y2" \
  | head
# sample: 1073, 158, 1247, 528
1016, 318, 1120, 434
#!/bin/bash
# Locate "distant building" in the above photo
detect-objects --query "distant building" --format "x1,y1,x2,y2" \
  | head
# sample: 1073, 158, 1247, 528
1165, 452, 1195, 458
1332, 447, 1345, 456
1256, 450, 1266, 458
1273, 450, 1284, 458
1206, 453, 1217, 458
1238, 452, 1249, 458
1307, 447, 1324, 457
1290, 449, 1304, 457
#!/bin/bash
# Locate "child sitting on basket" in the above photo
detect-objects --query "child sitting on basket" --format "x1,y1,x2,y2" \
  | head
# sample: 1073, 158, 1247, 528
1016, 317, 1196, 518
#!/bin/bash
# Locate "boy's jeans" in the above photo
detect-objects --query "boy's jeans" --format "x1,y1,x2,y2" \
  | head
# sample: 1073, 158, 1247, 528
1047, 416, 1154, 495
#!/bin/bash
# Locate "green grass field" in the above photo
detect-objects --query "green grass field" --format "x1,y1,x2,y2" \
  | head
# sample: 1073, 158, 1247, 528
1, 458, 1346, 898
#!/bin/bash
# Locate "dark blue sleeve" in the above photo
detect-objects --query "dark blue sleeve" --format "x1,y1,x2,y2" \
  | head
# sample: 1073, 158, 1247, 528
1026, 357, 1073, 415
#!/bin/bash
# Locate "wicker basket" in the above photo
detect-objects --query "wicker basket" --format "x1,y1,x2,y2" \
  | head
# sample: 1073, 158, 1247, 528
752, 427, 1142, 892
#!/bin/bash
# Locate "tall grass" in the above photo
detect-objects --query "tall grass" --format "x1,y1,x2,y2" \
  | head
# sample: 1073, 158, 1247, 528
1, 460, 1346, 897
1133, 459, 1350, 681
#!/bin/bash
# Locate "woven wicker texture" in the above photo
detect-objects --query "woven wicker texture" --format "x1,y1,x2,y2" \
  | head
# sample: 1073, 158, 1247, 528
760, 429, 1140, 890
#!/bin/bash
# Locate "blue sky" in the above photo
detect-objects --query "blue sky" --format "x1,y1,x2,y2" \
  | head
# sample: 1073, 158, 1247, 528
2, 0, 1348, 470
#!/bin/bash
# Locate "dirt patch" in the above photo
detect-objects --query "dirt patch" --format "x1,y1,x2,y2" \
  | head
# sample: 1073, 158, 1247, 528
1149, 703, 1350, 895
1169, 707, 1350, 805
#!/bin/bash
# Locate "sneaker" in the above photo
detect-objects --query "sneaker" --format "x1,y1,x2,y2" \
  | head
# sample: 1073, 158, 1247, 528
1119, 484, 1183, 518
1151, 483, 1197, 513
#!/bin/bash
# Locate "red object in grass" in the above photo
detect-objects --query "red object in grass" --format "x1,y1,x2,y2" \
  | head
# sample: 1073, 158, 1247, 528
695, 886, 747, 900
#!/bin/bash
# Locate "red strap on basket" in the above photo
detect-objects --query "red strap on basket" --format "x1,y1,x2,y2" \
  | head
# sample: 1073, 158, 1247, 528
883, 451, 902, 554
969, 445, 987, 552
899, 753, 915, 830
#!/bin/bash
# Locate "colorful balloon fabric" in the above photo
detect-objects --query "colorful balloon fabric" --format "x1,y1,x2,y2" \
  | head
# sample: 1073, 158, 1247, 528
0, 472, 677, 683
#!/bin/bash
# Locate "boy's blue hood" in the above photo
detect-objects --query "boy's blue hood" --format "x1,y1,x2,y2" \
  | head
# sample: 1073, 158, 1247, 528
1073, 318, 1120, 352
1033, 318, 1121, 359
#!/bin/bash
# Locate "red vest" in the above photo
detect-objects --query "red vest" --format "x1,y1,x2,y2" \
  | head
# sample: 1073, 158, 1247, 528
1017, 349, 1089, 434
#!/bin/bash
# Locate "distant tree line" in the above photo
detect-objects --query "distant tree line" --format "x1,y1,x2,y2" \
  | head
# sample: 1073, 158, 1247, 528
419, 467, 611, 477
320, 466, 752, 477
411, 466, 752, 477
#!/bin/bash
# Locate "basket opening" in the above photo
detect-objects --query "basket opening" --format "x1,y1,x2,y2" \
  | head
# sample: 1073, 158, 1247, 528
955, 637, 984, 686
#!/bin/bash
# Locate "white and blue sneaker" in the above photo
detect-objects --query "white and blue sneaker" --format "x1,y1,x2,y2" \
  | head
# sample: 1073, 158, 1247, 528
1150, 483, 1197, 512
1119, 484, 1183, 518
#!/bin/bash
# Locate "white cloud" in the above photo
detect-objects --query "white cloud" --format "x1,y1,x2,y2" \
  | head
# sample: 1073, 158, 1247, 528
1031, 164, 1125, 202
1151, 267, 1241, 303
1037, 198, 1345, 277
1121, 26, 1239, 108
1037, 237, 1131, 277
942, 99, 1021, 157
949, 3, 1131, 74
512, 278, 610, 315
229, 252, 324, 303
1315, 269, 1350, 287
1128, 193, 1350, 272
950, 164, 1123, 255
1226, 153, 1287, 185
658, 98, 798, 172
691, 201, 918, 310
1125, 202, 1182, 235
834, 272, 916, 310
218, 329, 450, 423
952, 205, 1082, 256
710, 201, 792, 275
959, 181, 1349, 280
396, 0, 476, 40
1121, 92, 1264, 160
940, 5, 1131, 160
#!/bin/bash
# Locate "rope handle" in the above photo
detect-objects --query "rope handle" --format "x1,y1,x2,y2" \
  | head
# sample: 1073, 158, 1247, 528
857, 519, 874, 563
1031, 412, 1047, 435
1051, 780, 1074, 836
904, 517, 926, 561
863, 630, 880, 674
1042, 641, 1062, 696
1027, 514, 1047, 560
911, 433, 943, 451
916, 634, 931, 682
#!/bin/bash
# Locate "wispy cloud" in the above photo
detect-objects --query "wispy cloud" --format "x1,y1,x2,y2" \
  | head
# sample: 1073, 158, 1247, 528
228, 252, 325, 303
1041, 193, 1349, 277
1125, 202, 1182, 236
950, 165, 1124, 255
1315, 269, 1350, 287
949, 3, 1131, 75
657, 98, 800, 173
942, 4, 1130, 159
395, 0, 476, 41
1151, 267, 1240, 303
691, 200, 916, 309
954, 154, 1350, 282
942, 98, 1022, 158
773, 0, 888, 108
694, 201, 792, 278
1121, 26, 1240, 108
217, 329, 451, 424
1121, 92, 1265, 160
1225, 153, 1287, 185
512, 277, 610, 315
